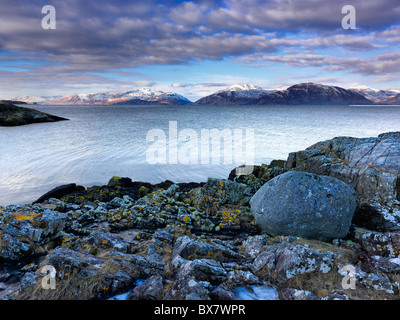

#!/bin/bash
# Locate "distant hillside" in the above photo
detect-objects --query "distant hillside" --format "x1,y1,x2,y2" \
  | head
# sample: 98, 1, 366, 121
194, 82, 374, 105
193, 84, 276, 105
43, 88, 191, 105
380, 93, 400, 105
349, 88, 399, 103
256, 83, 373, 105
12, 95, 62, 105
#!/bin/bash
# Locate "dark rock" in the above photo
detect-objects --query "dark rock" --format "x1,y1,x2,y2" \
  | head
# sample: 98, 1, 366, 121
352, 203, 400, 232
108, 176, 136, 188
128, 275, 164, 300
228, 161, 287, 194
210, 284, 235, 300
173, 236, 246, 263
41, 247, 105, 272
33, 184, 85, 204
0, 102, 68, 126
250, 171, 357, 241
18, 272, 42, 292
107, 249, 165, 278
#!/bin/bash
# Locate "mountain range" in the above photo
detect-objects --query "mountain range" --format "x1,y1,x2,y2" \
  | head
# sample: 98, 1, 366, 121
11, 83, 400, 106
40, 88, 191, 105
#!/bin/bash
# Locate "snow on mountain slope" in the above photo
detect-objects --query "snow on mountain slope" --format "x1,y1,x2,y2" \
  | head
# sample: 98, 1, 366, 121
194, 83, 276, 104
349, 87, 400, 103
43, 88, 191, 105
13, 95, 62, 104
216, 83, 276, 99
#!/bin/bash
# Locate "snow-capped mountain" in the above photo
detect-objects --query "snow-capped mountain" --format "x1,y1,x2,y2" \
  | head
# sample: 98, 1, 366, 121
194, 83, 276, 105
13, 95, 62, 104
256, 83, 373, 105
380, 93, 400, 105
43, 88, 191, 105
348, 87, 400, 103
194, 82, 373, 105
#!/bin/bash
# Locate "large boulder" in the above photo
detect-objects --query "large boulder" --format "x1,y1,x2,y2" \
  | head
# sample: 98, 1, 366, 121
250, 171, 357, 241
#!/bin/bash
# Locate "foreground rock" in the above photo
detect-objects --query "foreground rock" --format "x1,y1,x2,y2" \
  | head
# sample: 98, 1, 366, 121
286, 131, 400, 231
2, 132, 400, 300
250, 171, 357, 241
286, 132, 400, 206
0, 179, 398, 300
0, 101, 68, 126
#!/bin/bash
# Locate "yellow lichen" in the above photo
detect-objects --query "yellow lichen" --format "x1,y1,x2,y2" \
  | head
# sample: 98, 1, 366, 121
14, 212, 36, 221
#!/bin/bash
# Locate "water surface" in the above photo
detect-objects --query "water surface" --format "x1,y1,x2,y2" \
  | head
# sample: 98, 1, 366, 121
1, 104, 399, 206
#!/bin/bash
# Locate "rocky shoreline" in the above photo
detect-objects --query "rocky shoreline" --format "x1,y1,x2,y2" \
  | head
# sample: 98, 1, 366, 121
0, 101, 68, 126
1, 132, 400, 300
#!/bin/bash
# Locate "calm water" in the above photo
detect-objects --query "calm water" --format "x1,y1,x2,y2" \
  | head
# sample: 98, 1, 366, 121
1, 104, 400, 206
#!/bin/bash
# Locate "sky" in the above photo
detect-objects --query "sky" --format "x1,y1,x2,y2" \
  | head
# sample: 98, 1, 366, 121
0, 0, 399, 101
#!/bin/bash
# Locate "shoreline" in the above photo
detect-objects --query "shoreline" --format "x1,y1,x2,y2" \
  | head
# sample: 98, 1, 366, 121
0, 131, 399, 300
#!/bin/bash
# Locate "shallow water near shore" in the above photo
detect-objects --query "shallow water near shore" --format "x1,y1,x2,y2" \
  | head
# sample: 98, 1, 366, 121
1, 104, 400, 206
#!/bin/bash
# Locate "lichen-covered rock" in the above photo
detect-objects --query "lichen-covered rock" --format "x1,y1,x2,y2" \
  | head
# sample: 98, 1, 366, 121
250, 171, 357, 241
240, 235, 269, 259
251, 242, 338, 281
107, 249, 165, 278
280, 288, 317, 300
178, 259, 227, 283
286, 132, 400, 207
228, 160, 287, 194
163, 276, 210, 300
41, 247, 106, 272
189, 178, 252, 211
71, 231, 133, 254
0, 234, 31, 261
0, 210, 47, 261
40, 209, 69, 235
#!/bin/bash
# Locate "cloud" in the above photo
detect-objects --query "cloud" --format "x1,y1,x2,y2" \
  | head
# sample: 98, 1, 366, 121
0, 0, 398, 96
239, 52, 400, 76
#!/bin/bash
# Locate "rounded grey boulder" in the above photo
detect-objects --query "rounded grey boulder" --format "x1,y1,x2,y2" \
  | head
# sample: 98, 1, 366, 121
250, 171, 357, 241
